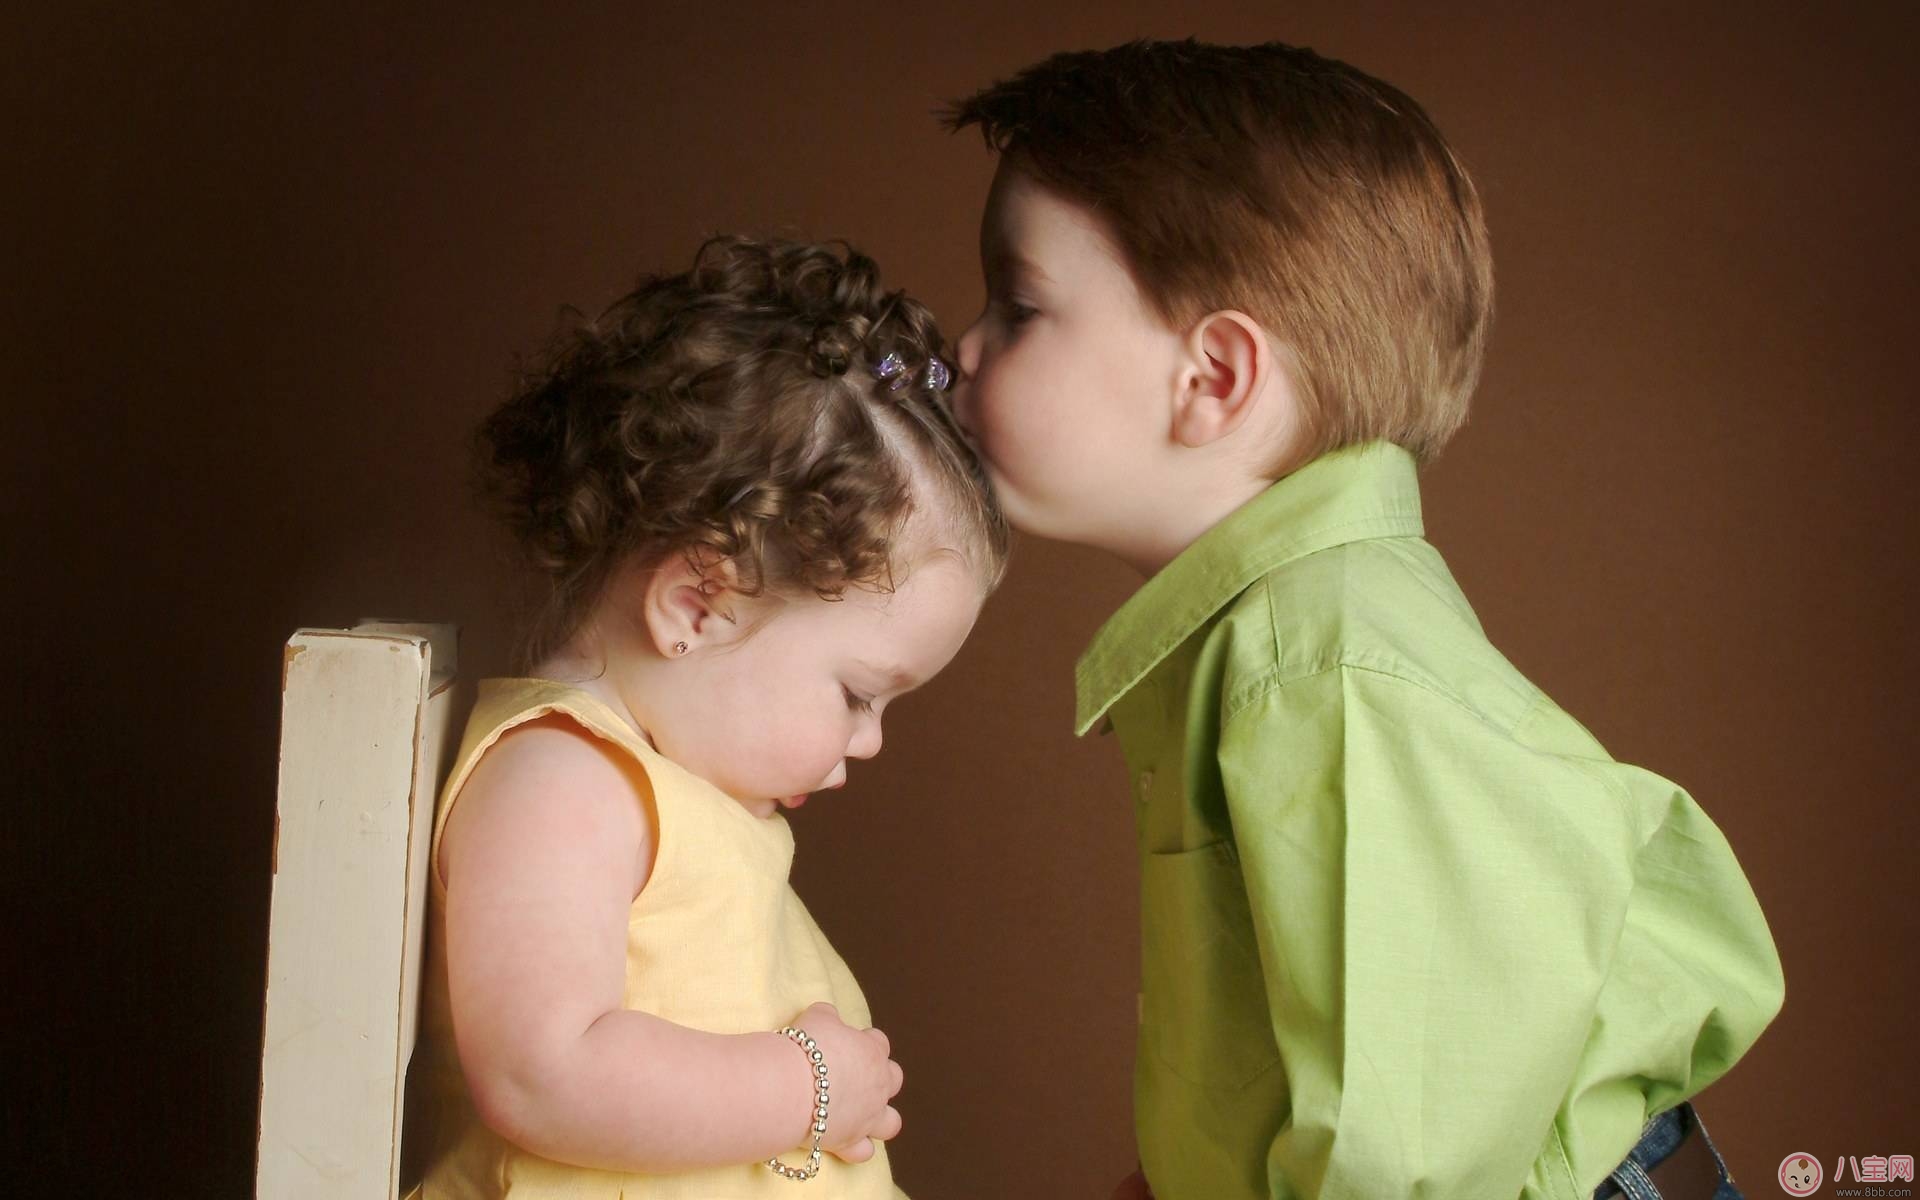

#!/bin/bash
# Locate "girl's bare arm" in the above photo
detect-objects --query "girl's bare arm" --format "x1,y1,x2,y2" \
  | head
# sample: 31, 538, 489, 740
439, 717, 899, 1172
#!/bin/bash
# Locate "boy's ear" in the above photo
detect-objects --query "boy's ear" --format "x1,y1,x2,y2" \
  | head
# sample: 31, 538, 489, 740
639, 552, 752, 658
1172, 310, 1272, 449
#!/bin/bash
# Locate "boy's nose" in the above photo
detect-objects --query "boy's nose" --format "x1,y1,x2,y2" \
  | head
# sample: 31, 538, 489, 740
949, 323, 982, 433
954, 315, 983, 379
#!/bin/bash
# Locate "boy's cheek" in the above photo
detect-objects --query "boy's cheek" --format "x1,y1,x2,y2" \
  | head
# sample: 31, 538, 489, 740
975, 418, 1035, 477
968, 442, 1013, 490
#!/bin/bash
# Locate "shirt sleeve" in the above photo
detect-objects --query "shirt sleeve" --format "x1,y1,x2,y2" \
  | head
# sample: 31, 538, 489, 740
1217, 664, 1643, 1200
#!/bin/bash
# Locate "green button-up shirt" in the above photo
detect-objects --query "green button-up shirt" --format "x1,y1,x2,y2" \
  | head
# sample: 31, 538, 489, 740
1076, 443, 1783, 1200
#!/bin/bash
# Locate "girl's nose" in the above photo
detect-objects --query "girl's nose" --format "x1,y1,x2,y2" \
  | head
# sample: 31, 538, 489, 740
849, 717, 883, 761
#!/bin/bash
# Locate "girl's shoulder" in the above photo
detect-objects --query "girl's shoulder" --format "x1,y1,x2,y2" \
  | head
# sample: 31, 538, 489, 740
471, 709, 654, 809
458, 677, 665, 834
434, 679, 660, 896
466, 677, 661, 761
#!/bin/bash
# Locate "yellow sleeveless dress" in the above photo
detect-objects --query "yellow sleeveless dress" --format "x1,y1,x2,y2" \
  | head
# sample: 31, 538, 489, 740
412, 678, 907, 1199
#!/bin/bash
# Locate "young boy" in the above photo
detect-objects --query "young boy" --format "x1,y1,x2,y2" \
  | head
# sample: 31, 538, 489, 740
942, 41, 1783, 1200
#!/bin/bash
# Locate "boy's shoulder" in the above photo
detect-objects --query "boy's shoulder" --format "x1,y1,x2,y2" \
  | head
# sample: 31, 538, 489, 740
1210, 534, 1551, 744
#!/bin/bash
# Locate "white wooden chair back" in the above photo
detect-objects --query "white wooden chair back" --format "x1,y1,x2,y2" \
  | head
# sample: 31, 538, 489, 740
255, 620, 461, 1199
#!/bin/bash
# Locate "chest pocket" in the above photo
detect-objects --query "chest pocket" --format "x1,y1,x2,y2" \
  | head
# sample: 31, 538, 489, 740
1139, 839, 1281, 1088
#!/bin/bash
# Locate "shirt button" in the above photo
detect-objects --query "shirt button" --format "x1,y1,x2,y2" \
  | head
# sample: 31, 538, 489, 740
1137, 771, 1154, 799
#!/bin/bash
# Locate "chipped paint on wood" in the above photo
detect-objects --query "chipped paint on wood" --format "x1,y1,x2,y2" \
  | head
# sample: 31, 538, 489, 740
281, 642, 308, 691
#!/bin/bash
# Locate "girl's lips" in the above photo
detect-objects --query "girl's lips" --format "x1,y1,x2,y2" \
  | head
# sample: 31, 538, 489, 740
777, 781, 841, 810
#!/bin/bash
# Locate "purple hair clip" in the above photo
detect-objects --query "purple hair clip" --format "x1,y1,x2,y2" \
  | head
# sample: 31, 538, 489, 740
923, 356, 952, 392
871, 350, 953, 394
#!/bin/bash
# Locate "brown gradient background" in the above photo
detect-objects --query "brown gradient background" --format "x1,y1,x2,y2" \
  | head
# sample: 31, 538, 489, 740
7, 2, 1915, 1194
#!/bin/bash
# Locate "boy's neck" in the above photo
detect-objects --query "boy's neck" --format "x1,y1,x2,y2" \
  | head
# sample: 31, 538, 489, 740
1108, 440, 1310, 576
1105, 476, 1271, 577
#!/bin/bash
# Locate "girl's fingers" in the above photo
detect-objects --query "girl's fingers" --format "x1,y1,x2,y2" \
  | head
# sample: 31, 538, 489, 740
834, 1137, 875, 1165
876, 1105, 903, 1141
867, 1026, 891, 1057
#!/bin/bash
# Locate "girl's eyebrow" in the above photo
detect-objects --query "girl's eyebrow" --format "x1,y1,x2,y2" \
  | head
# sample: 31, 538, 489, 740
858, 660, 917, 690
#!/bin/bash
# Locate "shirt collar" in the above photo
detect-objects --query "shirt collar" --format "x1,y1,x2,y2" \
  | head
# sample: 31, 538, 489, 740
1074, 441, 1425, 735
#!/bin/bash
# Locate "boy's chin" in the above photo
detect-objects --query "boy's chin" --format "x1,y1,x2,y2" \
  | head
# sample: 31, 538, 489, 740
989, 489, 1049, 538
1000, 501, 1092, 547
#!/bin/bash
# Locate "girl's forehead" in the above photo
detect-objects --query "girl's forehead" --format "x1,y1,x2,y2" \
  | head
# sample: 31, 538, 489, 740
803, 560, 984, 665
841, 558, 985, 623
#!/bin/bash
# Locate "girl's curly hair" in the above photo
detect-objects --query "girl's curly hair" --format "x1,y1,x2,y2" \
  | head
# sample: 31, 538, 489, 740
478, 236, 1009, 668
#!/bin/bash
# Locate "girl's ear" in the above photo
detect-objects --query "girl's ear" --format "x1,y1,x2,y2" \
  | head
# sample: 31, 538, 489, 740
638, 553, 753, 658
1170, 310, 1279, 449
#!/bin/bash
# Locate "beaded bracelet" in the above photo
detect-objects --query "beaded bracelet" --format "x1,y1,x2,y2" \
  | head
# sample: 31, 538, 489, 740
766, 1026, 830, 1181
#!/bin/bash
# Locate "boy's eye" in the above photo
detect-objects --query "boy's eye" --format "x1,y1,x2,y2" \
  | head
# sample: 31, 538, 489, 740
843, 687, 874, 714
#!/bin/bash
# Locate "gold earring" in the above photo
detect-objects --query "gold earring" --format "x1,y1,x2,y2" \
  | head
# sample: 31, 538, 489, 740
674, 641, 689, 656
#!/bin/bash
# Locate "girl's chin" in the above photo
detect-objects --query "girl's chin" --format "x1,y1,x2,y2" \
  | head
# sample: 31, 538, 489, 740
734, 794, 804, 820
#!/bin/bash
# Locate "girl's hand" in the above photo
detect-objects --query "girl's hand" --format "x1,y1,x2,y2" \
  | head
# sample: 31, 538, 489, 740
788, 1002, 904, 1164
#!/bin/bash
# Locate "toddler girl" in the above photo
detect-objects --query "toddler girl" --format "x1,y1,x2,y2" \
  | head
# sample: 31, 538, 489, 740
411, 237, 1007, 1198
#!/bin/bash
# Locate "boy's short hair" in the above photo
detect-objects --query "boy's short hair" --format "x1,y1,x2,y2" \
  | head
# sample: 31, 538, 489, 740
945, 39, 1493, 465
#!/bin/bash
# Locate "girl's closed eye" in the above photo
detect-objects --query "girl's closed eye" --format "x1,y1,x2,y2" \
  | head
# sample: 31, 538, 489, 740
997, 296, 1038, 326
842, 686, 875, 714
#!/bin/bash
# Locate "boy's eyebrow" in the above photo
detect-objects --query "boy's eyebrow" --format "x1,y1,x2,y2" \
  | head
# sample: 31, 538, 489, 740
986, 247, 1053, 287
